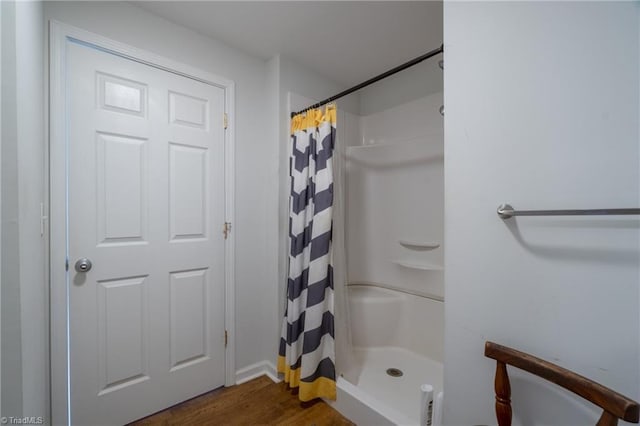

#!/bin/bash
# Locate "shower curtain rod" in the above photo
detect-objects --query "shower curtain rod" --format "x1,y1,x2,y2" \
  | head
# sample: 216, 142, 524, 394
290, 44, 444, 118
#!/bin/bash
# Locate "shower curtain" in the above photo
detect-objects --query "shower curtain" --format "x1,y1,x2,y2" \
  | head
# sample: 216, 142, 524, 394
278, 105, 337, 401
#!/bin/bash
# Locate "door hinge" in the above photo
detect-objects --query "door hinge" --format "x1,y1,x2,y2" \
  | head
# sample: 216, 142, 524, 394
224, 330, 228, 347
223, 113, 228, 129
223, 222, 232, 239
40, 202, 48, 237
65, 257, 69, 271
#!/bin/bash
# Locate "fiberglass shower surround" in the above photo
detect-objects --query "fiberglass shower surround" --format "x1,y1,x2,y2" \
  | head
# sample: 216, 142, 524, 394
282, 44, 445, 425
334, 83, 445, 426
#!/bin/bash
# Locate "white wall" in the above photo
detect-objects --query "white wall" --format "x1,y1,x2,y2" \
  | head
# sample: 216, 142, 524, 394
16, 2, 46, 420
44, 0, 276, 379
1, 0, 23, 417
0, 0, 3, 415
358, 55, 443, 117
264, 55, 281, 372
443, 2, 639, 425
1, 0, 46, 421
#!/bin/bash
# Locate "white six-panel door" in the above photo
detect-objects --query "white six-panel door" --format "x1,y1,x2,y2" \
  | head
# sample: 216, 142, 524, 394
67, 40, 226, 425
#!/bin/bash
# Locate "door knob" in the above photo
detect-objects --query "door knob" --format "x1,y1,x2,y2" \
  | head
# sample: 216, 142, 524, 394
75, 258, 92, 273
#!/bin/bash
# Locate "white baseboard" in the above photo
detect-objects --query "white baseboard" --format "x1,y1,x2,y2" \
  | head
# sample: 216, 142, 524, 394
235, 360, 281, 385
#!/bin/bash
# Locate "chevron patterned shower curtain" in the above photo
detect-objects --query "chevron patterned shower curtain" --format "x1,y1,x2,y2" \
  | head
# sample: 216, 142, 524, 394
278, 105, 337, 401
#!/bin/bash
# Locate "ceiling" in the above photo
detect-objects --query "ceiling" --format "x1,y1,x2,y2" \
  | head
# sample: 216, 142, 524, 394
132, 1, 443, 87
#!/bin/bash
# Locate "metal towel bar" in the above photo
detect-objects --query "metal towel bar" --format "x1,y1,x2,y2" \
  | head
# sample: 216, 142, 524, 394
497, 204, 640, 219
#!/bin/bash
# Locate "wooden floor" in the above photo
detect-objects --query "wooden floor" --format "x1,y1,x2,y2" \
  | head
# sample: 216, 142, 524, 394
129, 376, 355, 426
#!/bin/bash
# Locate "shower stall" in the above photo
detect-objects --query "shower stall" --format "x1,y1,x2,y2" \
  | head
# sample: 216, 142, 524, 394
285, 47, 444, 424
330, 66, 444, 425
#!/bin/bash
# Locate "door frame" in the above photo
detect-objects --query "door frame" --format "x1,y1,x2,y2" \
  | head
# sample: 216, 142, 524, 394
48, 20, 236, 425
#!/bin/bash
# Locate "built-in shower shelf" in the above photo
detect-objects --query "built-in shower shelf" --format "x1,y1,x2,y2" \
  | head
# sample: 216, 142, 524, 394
398, 240, 440, 251
393, 261, 443, 271
347, 134, 444, 150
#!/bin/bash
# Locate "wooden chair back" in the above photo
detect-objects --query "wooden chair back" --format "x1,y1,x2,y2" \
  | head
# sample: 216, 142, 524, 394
484, 341, 639, 426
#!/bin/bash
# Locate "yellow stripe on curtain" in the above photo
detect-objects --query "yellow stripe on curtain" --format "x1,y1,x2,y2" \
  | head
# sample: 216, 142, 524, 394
291, 104, 337, 135
277, 355, 337, 402
277, 355, 301, 387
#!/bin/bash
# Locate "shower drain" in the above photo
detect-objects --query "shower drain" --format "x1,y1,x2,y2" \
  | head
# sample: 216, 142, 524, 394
386, 368, 403, 377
